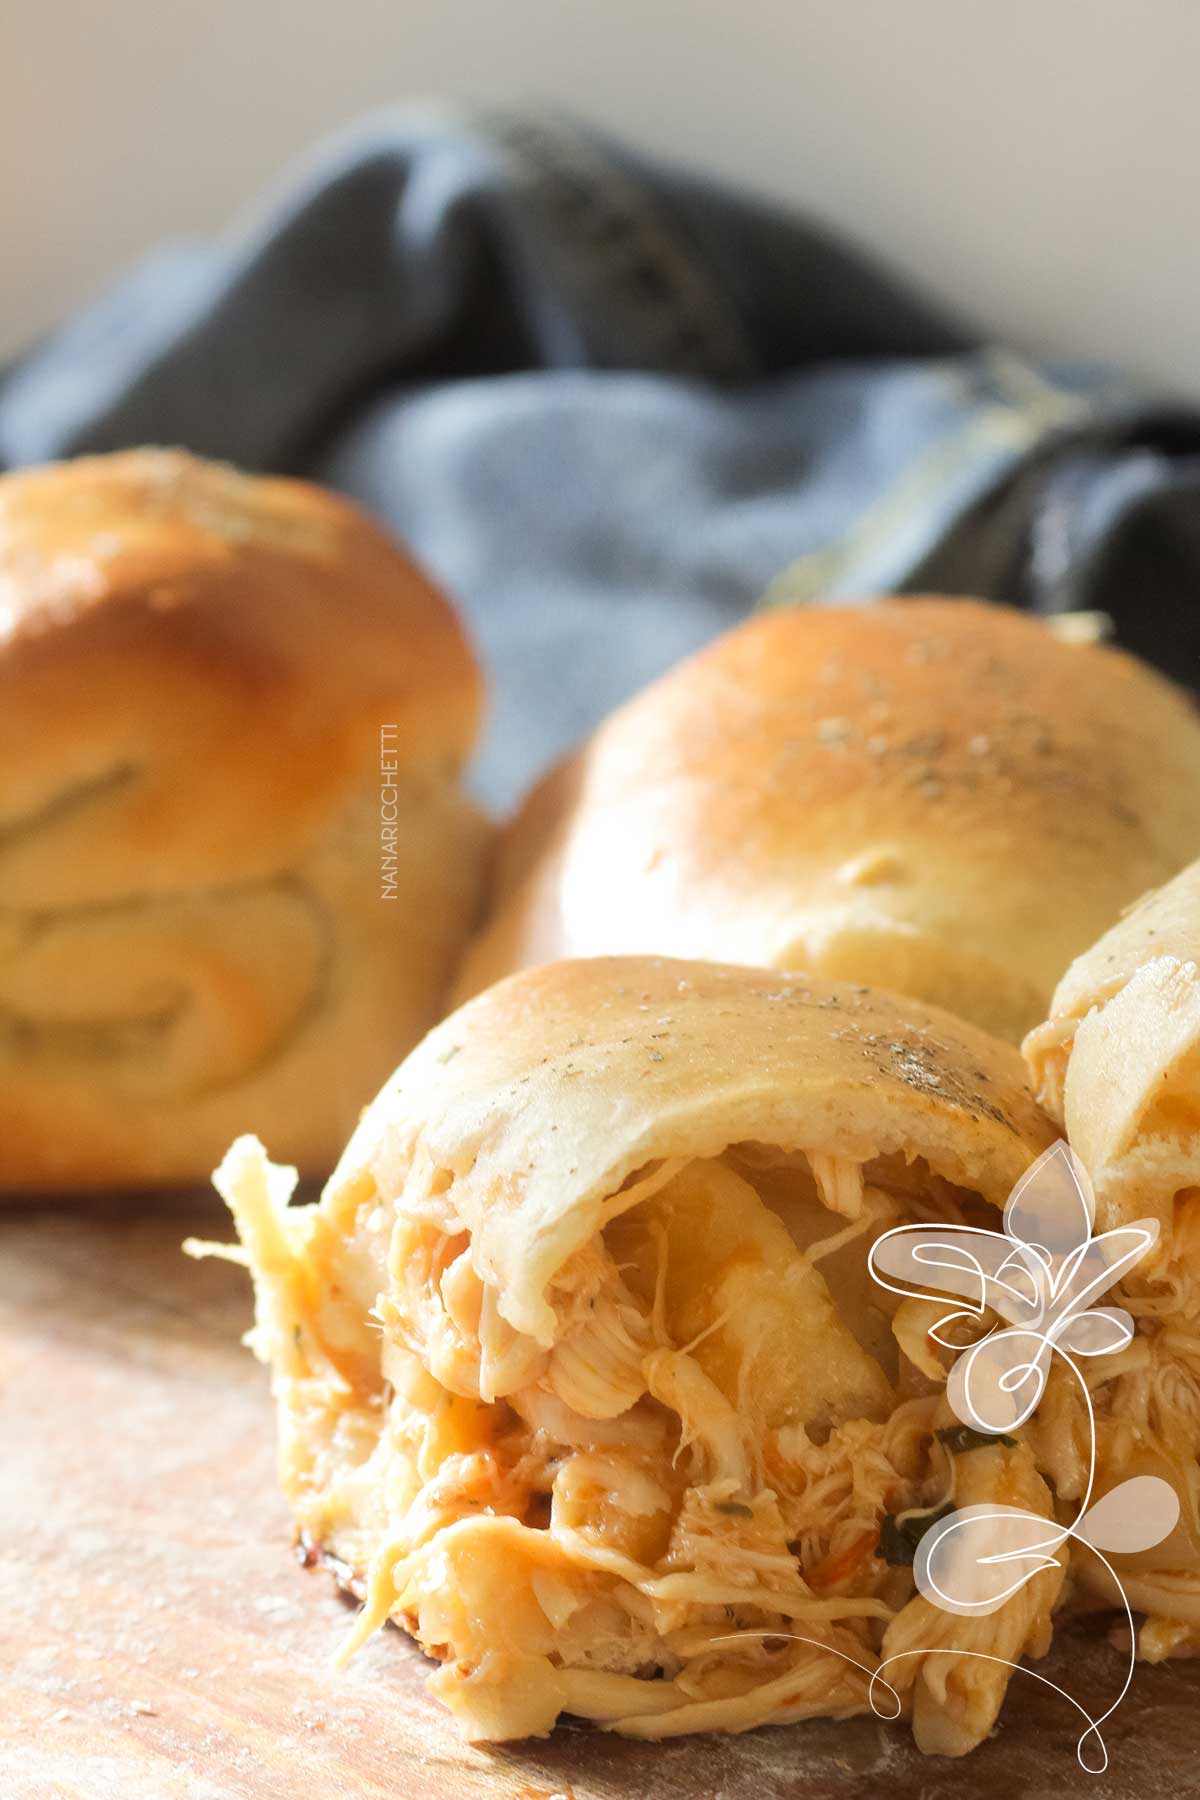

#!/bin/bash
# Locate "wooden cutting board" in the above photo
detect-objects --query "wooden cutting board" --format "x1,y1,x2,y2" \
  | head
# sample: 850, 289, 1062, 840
3, 1194, 1197, 1800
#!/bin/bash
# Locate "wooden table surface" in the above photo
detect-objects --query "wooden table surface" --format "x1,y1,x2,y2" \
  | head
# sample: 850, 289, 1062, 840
3, 1194, 1197, 1800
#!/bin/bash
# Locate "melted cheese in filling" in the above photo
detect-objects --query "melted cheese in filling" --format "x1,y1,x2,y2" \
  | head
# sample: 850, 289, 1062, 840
208, 1137, 1193, 1749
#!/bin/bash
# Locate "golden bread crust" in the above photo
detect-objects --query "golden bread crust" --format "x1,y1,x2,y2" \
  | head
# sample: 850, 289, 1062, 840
456, 599, 1200, 1042
342, 954, 1055, 1342
0, 449, 490, 1189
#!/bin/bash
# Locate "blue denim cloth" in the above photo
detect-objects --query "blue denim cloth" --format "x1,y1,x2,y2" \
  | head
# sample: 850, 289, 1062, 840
4, 106, 1199, 807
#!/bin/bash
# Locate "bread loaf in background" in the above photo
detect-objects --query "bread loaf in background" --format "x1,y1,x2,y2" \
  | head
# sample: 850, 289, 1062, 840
0, 448, 490, 1190
454, 598, 1200, 1042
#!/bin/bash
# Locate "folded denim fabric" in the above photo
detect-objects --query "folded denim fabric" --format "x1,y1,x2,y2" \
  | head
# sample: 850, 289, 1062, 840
3, 105, 1198, 807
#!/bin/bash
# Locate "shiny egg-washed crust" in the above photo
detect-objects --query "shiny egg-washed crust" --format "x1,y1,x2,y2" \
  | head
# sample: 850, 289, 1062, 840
0, 447, 480, 894
0, 448, 490, 1190
1024, 858, 1200, 1237
454, 599, 1200, 1043
336, 955, 1056, 1345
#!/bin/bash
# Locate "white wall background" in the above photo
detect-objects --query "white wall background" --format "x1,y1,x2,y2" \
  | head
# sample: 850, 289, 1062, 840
4, 1, 1198, 390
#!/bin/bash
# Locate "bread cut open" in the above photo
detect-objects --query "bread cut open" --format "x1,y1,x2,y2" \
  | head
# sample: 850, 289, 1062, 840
1025, 860, 1200, 1659
209, 955, 1077, 1753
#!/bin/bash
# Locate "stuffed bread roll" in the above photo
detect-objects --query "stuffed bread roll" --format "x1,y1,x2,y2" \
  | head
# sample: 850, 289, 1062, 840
1025, 861, 1200, 1656
453, 599, 1200, 1043
1025, 857, 1200, 1237
212, 955, 1062, 1753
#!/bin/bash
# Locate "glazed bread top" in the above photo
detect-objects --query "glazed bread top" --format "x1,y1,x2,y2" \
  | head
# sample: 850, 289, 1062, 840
334, 954, 1056, 1345
0, 448, 482, 909
455, 598, 1200, 1042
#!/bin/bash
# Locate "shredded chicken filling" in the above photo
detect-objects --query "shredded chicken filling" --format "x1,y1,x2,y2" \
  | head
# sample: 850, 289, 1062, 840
211, 1136, 1195, 1750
